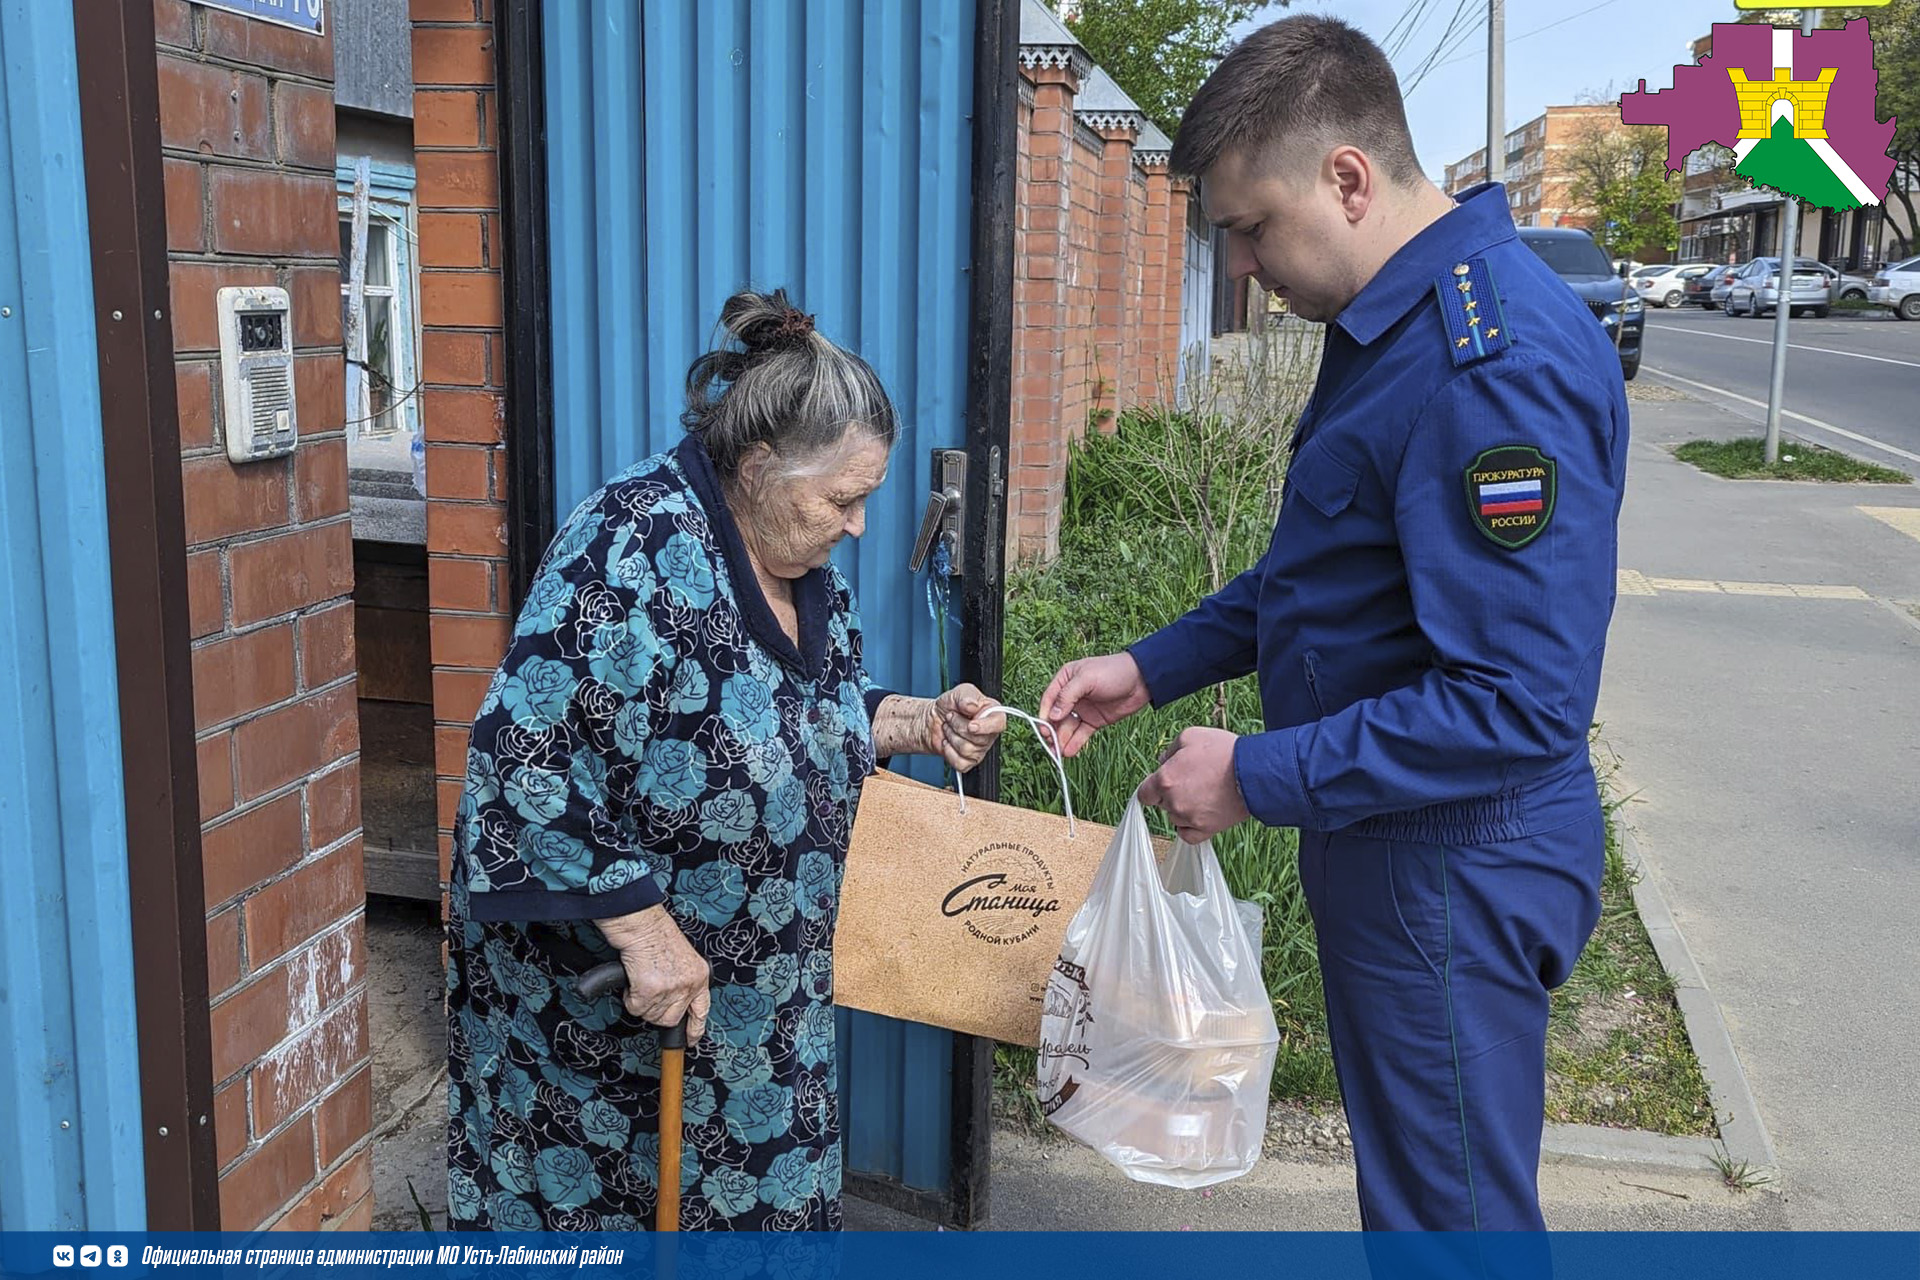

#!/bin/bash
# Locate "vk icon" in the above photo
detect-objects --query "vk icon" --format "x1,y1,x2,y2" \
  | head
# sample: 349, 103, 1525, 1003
80, 1247, 103, 1267
53, 1246, 75, 1267
108, 1246, 130, 1268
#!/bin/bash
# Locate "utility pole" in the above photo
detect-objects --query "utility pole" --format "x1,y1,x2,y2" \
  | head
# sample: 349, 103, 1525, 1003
1763, 6, 1817, 466
1487, 0, 1505, 187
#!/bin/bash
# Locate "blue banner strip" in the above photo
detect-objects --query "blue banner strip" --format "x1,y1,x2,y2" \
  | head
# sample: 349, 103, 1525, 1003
2, 1233, 1917, 1280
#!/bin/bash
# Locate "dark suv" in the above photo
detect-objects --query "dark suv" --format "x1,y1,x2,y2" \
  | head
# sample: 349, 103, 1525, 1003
1516, 227, 1644, 381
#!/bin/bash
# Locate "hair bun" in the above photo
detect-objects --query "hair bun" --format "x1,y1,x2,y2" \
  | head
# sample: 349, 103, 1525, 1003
721, 288, 817, 356
769, 307, 816, 346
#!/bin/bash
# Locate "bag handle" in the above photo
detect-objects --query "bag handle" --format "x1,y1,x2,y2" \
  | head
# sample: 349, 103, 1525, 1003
952, 704, 1077, 838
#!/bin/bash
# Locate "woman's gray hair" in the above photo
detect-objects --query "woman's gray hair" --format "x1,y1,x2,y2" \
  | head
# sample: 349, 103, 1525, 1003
682, 288, 899, 479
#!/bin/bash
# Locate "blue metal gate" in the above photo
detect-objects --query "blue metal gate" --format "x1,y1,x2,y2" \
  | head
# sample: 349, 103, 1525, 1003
0, 0, 148, 1230
534, 0, 990, 1221
1178, 222, 1216, 403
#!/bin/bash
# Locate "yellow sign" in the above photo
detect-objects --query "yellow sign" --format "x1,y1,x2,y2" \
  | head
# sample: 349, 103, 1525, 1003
1731, 1, 1892, 7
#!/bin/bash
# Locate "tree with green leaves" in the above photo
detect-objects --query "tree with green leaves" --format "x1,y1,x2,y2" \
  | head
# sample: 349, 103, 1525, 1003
1562, 121, 1684, 260
1061, 0, 1263, 138
1866, 0, 1919, 257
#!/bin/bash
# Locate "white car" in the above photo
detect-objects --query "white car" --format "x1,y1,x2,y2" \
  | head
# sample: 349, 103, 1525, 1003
1869, 256, 1920, 321
1633, 262, 1715, 308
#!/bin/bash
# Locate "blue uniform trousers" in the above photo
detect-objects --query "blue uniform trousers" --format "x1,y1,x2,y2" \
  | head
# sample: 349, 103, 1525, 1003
1299, 809, 1604, 1232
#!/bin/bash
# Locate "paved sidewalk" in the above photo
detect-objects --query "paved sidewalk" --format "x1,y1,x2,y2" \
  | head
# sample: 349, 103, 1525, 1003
849, 1127, 1780, 1231
1595, 386, 1920, 1228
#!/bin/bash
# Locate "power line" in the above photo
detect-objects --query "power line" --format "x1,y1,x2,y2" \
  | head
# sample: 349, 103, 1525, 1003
1428, 0, 1628, 75
1401, 0, 1479, 95
1382, 0, 1439, 59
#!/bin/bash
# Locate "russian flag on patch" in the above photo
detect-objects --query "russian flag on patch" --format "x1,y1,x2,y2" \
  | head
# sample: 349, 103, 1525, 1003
1477, 477, 1543, 517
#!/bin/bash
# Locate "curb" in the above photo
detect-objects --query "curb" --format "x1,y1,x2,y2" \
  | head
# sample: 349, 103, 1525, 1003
1597, 817, 1780, 1181
1540, 1121, 1722, 1174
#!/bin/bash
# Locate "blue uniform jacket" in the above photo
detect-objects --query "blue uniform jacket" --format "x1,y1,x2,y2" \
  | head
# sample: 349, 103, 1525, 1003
1129, 184, 1630, 841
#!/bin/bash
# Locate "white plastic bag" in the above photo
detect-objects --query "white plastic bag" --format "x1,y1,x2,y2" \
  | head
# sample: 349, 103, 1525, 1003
1036, 796, 1280, 1188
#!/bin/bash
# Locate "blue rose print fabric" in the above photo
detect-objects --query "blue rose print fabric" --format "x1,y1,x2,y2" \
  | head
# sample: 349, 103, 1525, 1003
446, 436, 883, 1231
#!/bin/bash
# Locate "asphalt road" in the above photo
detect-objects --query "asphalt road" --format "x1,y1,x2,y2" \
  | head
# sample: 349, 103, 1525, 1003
1637, 308, 1920, 466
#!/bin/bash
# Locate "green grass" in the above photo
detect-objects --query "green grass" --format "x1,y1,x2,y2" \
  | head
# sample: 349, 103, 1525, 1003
990, 403, 1714, 1139
1675, 437, 1911, 484
1542, 793, 1715, 1136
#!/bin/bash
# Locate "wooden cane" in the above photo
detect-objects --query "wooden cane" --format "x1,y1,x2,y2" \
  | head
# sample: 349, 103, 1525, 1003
656, 1015, 687, 1232
576, 963, 690, 1233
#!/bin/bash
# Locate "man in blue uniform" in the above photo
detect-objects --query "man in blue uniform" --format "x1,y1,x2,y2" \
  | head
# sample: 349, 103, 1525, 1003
1042, 16, 1629, 1233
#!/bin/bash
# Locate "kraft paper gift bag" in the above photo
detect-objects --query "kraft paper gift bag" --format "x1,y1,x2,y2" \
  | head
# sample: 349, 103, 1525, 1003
834, 712, 1116, 1045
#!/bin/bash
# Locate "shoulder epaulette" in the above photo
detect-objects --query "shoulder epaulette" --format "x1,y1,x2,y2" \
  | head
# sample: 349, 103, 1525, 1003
1434, 257, 1514, 367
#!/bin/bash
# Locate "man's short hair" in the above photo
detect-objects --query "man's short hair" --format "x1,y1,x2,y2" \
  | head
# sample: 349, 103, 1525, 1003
1170, 15, 1424, 186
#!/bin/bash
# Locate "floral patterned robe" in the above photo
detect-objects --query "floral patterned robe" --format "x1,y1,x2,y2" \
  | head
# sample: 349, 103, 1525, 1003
446, 436, 883, 1231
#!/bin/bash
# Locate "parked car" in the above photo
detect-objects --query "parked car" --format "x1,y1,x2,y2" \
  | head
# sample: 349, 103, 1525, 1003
1869, 255, 1920, 320
1706, 262, 1749, 310
1725, 256, 1833, 318
1688, 264, 1739, 308
1833, 270, 1876, 302
1518, 227, 1644, 380
1634, 262, 1714, 308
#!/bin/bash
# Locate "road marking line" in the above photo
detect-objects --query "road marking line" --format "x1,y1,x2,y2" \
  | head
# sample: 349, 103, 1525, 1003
1642, 368, 1920, 466
1617, 569, 1657, 596
1649, 324, 1920, 371
1625, 571, 1872, 601
1859, 505, 1920, 545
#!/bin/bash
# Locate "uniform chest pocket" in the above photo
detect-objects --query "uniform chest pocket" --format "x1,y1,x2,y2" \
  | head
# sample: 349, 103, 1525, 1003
1287, 446, 1360, 519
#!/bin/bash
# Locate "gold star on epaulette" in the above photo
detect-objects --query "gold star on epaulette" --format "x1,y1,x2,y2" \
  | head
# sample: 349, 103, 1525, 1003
1457, 336, 1471, 348
1469, 315, 1481, 327
1465, 299, 1477, 311
1457, 282, 1471, 293
1486, 327, 1499, 339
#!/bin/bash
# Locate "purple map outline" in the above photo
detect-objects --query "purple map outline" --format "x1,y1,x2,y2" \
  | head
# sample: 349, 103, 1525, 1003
1620, 19, 1897, 200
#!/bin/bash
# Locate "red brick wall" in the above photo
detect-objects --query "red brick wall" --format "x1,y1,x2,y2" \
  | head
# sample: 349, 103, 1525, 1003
1064, 127, 1100, 427
1164, 179, 1192, 388
1008, 70, 1195, 562
1127, 167, 1159, 404
1132, 166, 1184, 404
1010, 73, 1072, 561
1089, 127, 1134, 423
411, 0, 512, 895
156, 0, 372, 1232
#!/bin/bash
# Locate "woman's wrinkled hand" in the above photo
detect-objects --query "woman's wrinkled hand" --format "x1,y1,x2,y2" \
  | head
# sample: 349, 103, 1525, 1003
593, 905, 711, 1044
929, 683, 1006, 774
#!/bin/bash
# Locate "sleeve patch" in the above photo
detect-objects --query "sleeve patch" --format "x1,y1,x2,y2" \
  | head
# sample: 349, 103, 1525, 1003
1465, 444, 1556, 549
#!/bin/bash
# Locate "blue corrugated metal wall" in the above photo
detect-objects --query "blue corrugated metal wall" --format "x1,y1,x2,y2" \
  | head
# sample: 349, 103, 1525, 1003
1178, 228, 1214, 402
0, 0, 148, 1230
542, 0, 977, 1203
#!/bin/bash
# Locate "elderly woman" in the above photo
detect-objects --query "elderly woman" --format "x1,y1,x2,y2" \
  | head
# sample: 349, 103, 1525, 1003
446, 288, 1004, 1232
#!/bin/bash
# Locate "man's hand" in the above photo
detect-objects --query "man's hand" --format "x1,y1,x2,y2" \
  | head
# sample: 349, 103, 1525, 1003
1041, 652, 1152, 758
1138, 727, 1251, 844
594, 905, 712, 1044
